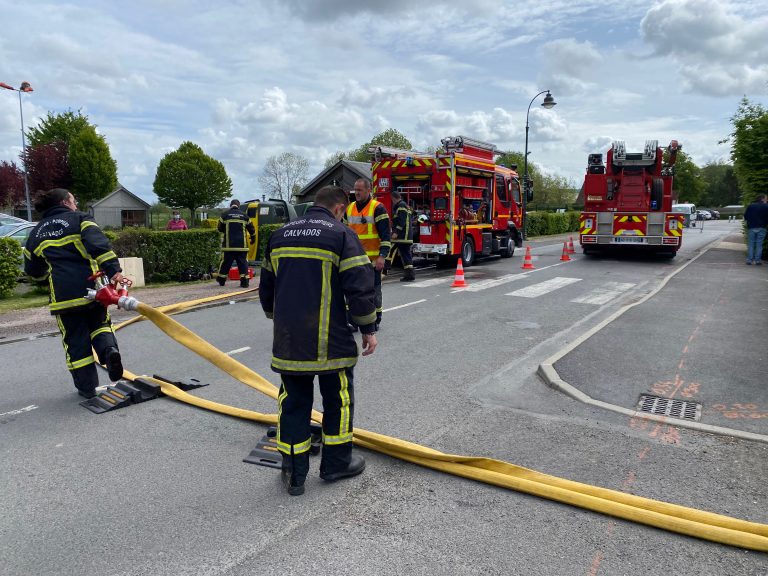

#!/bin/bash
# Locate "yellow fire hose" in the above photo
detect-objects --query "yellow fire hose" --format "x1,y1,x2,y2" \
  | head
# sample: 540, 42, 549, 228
112, 295, 768, 552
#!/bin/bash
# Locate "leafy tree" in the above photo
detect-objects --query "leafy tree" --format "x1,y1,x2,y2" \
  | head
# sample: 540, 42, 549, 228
725, 97, 768, 204
669, 150, 705, 204
68, 128, 118, 206
259, 151, 309, 201
347, 128, 413, 161
153, 141, 233, 225
700, 162, 741, 207
24, 110, 117, 207
23, 142, 72, 193
324, 151, 347, 168
26, 110, 91, 147
496, 151, 544, 204
531, 174, 578, 210
0, 161, 25, 208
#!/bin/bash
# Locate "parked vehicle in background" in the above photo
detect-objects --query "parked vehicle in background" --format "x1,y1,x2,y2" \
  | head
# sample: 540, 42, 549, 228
0, 221, 35, 244
696, 210, 712, 221
672, 203, 697, 228
0, 218, 35, 278
1, 212, 27, 226
707, 209, 720, 219
242, 197, 299, 262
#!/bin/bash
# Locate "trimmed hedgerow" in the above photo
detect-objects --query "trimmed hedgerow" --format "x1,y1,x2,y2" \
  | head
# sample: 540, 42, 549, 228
111, 228, 220, 283
0, 237, 22, 298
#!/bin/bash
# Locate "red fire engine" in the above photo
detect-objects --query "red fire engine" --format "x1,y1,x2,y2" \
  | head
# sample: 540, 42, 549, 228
579, 139, 683, 257
370, 136, 524, 267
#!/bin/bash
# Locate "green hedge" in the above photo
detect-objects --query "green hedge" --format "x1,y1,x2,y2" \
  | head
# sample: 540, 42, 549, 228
0, 237, 22, 298
108, 224, 284, 283
256, 224, 283, 261
111, 228, 221, 283
525, 211, 580, 237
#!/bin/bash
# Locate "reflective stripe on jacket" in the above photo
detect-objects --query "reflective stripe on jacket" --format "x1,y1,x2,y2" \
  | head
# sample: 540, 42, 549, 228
259, 206, 376, 374
345, 198, 391, 260
392, 199, 413, 244
23, 206, 122, 314
218, 207, 256, 251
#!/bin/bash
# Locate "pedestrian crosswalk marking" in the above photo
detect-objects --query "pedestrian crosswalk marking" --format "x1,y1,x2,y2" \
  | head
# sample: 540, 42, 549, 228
506, 277, 582, 298
570, 282, 636, 305
455, 273, 528, 292
404, 277, 452, 288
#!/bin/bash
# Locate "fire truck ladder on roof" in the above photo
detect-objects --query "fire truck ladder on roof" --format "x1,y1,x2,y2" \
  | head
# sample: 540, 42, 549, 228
612, 139, 658, 167
441, 135, 497, 153
369, 145, 429, 161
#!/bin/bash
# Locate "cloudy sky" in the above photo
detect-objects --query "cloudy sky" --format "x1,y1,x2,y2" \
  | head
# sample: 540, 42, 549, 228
1, 0, 766, 205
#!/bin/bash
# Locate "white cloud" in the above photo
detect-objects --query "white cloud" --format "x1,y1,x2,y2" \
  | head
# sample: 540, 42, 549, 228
538, 38, 603, 96
338, 80, 417, 109
641, 0, 768, 96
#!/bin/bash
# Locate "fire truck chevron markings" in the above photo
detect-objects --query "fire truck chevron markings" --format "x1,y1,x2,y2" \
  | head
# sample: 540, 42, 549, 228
506, 277, 582, 298
570, 282, 636, 305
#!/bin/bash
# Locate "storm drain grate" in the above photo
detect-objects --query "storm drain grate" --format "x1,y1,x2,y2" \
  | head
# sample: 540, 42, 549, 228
637, 394, 702, 421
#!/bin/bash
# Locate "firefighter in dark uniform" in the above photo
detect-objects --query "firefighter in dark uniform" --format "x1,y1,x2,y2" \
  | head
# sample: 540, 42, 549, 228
386, 189, 416, 282
259, 185, 378, 496
23, 188, 125, 399
215, 199, 256, 288
343, 178, 390, 330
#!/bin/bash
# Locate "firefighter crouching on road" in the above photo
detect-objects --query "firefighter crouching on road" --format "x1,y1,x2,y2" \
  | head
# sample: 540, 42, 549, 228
259, 185, 378, 496
215, 199, 256, 288
386, 189, 416, 282
344, 178, 391, 330
23, 188, 125, 399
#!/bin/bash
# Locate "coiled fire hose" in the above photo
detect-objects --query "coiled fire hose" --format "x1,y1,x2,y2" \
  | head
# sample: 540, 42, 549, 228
100, 287, 767, 552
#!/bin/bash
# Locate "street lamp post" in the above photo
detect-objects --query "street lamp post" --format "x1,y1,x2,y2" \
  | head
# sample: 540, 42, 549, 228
522, 89, 556, 240
1, 81, 34, 221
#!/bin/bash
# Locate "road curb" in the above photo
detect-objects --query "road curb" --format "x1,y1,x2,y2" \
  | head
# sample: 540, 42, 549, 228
537, 238, 768, 445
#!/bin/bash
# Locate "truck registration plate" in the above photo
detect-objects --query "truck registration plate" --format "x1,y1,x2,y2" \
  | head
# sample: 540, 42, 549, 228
612, 236, 646, 244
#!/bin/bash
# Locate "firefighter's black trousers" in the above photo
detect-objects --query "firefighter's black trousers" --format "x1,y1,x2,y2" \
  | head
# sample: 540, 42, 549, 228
277, 368, 355, 474
387, 242, 414, 269
217, 250, 249, 282
54, 303, 118, 394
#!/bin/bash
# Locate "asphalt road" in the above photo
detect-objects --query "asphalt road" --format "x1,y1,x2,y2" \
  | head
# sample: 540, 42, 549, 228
1, 220, 766, 575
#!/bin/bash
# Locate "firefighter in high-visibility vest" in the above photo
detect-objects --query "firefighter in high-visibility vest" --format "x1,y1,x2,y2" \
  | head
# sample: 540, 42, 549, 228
215, 199, 256, 288
386, 189, 415, 282
344, 178, 391, 329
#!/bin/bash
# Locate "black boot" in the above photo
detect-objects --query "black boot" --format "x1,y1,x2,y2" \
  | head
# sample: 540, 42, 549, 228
400, 267, 416, 282
72, 366, 99, 399
216, 277, 226, 286
105, 347, 123, 382
281, 451, 309, 496
240, 279, 249, 288
320, 454, 365, 482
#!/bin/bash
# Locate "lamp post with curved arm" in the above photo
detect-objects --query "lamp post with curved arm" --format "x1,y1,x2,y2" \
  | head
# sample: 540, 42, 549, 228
522, 89, 556, 239
1, 81, 34, 221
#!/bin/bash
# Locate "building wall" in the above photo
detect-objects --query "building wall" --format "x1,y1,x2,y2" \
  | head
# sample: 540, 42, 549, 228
90, 189, 149, 228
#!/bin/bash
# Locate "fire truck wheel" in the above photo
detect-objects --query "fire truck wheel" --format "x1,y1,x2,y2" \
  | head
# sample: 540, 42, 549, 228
501, 236, 515, 258
461, 237, 475, 267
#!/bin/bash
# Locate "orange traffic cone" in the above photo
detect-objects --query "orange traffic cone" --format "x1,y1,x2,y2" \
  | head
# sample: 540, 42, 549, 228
560, 242, 571, 262
451, 258, 468, 288
567, 236, 575, 254
521, 246, 535, 270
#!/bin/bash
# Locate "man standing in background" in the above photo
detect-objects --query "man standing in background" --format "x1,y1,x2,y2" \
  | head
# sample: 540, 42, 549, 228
215, 199, 256, 287
344, 178, 390, 330
744, 194, 768, 265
